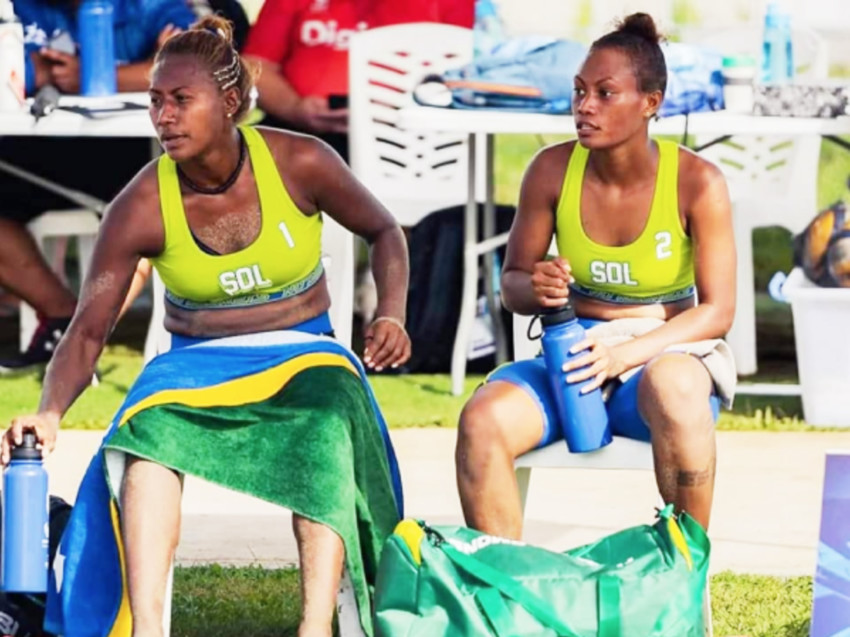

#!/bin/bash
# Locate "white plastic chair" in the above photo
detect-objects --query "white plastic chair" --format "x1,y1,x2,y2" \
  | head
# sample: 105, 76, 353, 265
511, 312, 713, 636
349, 22, 473, 227
691, 26, 829, 375
20, 209, 100, 350
349, 23, 503, 395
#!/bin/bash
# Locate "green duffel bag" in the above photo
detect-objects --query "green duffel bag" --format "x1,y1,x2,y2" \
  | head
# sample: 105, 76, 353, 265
373, 504, 709, 636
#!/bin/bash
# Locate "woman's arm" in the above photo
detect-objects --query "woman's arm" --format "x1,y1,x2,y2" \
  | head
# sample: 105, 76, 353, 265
286, 134, 411, 369
292, 136, 409, 321
1, 169, 163, 462
501, 144, 572, 315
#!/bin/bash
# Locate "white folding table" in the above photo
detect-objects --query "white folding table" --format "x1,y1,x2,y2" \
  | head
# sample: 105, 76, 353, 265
0, 93, 155, 211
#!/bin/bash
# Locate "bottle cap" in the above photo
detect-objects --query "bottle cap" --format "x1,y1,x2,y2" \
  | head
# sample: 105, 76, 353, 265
475, 0, 498, 19
722, 55, 757, 69
540, 301, 576, 327
0, 0, 17, 21
10, 431, 42, 461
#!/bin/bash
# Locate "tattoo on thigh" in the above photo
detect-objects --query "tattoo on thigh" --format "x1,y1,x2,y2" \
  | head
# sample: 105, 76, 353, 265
677, 467, 713, 487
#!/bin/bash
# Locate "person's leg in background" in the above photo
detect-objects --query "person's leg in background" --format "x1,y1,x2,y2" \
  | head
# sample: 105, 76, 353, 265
0, 216, 77, 319
0, 136, 151, 371
0, 197, 79, 371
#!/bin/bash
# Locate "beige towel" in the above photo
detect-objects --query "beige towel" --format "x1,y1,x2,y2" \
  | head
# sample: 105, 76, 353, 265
585, 317, 737, 408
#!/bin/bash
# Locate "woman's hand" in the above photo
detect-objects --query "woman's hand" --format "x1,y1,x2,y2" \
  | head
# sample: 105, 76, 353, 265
531, 257, 573, 308
1, 412, 61, 466
363, 317, 411, 372
562, 339, 629, 394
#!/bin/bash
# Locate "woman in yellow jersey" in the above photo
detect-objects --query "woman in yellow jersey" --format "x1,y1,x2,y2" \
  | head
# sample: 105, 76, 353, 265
456, 13, 735, 537
2, 16, 409, 637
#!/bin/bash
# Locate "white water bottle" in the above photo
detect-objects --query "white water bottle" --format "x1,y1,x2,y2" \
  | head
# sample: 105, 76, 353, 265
0, 0, 24, 111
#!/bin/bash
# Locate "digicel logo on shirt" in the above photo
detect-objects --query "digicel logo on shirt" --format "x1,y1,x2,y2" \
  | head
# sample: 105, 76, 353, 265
300, 20, 368, 50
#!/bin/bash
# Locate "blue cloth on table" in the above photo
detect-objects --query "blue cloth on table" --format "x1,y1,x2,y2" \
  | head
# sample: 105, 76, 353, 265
438, 36, 587, 113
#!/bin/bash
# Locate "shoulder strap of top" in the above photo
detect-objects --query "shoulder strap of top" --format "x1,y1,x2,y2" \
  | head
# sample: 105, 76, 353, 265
240, 125, 284, 203
156, 154, 187, 247
653, 139, 680, 225
559, 142, 590, 217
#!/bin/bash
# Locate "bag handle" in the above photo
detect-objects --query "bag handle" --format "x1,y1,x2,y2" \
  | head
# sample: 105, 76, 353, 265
597, 575, 621, 637
441, 542, 580, 636
475, 587, 515, 637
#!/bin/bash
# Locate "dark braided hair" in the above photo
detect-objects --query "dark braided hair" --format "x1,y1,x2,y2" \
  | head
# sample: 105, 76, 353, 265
591, 13, 667, 97
155, 14, 257, 122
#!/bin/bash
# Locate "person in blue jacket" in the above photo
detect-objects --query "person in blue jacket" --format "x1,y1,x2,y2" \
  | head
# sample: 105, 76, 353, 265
18, 0, 195, 95
0, 0, 196, 373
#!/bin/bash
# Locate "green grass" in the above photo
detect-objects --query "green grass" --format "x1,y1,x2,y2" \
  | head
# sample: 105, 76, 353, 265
172, 566, 302, 637
0, 345, 838, 431
170, 566, 812, 637
0, 346, 143, 429
710, 573, 813, 637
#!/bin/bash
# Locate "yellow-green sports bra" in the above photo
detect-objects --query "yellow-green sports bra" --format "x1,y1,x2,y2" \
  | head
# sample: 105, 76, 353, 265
151, 126, 324, 310
555, 139, 695, 304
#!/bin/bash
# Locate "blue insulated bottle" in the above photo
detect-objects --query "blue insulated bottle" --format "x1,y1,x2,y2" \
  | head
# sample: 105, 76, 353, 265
78, 0, 116, 96
1, 431, 49, 593
760, 2, 793, 84
540, 302, 611, 453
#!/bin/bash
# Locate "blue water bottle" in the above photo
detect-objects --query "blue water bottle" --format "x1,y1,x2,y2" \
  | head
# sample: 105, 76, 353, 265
540, 302, 611, 453
473, 0, 504, 58
78, 0, 116, 96
761, 2, 793, 84
1, 431, 49, 593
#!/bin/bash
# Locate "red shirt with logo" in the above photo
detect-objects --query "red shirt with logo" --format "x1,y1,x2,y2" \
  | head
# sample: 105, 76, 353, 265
243, 0, 473, 98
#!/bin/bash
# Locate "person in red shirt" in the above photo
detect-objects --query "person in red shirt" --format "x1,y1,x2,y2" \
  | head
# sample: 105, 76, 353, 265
243, 0, 472, 160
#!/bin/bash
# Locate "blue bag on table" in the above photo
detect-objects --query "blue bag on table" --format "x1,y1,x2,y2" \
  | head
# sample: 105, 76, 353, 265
660, 42, 724, 117
414, 37, 587, 114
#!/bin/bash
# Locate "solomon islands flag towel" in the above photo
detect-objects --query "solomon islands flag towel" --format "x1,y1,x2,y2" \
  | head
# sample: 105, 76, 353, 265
45, 330, 403, 637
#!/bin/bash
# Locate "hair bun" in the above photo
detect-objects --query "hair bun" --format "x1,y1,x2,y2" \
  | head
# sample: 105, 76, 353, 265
616, 12, 663, 45
193, 14, 235, 45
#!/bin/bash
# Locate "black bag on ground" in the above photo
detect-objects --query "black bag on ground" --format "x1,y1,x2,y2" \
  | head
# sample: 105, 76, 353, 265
0, 496, 72, 637
793, 199, 850, 287
405, 204, 516, 373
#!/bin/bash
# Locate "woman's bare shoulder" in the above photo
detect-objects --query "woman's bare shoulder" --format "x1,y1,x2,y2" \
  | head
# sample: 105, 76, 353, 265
676, 145, 730, 212
101, 158, 165, 256
524, 139, 577, 182
676, 145, 727, 193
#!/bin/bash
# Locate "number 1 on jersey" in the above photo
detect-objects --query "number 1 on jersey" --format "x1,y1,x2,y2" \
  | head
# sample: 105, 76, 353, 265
279, 221, 295, 248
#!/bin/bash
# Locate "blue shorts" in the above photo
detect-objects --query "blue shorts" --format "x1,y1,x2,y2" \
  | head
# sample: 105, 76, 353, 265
489, 318, 721, 448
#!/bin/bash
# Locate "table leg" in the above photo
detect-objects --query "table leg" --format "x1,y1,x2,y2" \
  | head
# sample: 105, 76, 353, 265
451, 134, 479, 396
482, 132, 508, 366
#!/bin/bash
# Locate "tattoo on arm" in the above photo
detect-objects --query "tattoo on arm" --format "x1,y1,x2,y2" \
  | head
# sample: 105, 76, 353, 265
677, 467, 713, 487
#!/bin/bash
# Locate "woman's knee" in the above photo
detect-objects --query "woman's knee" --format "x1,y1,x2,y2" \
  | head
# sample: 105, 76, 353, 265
458, 391, 510, 453
457, 382, 543, 461
638, 354, 713, 428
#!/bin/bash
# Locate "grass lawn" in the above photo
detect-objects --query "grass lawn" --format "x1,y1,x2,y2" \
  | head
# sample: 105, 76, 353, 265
171, 566, 812, 637
0, 342, 837, 430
